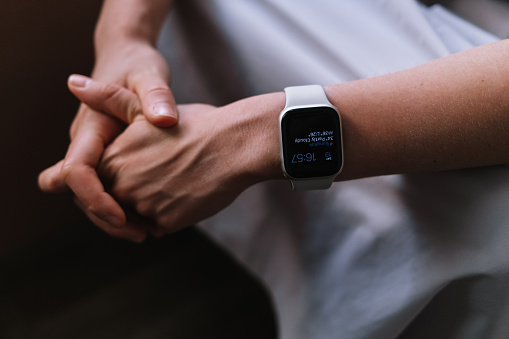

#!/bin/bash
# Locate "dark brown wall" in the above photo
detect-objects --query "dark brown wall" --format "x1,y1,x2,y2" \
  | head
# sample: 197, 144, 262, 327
0, 5, 277, 338
0, 0, 103, 256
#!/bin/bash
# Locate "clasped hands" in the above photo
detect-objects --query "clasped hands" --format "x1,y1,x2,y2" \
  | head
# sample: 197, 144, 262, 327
39, 75, 284, 242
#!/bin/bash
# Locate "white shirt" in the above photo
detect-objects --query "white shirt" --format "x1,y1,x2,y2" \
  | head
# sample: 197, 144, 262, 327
158, 1, 509, 338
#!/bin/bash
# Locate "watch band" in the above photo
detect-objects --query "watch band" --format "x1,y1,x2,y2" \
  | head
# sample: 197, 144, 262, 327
284, 85, 332, 109
283, 85, 338, 191
290, 177, 334, 190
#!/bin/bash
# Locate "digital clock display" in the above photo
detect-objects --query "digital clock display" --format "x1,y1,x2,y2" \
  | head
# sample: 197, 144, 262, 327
281, 107, 342, 178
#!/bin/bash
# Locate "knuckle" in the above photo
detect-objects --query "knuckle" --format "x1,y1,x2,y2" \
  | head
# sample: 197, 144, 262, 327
146, 86, 171, 96
60, 161, 90, 184
102, 83, 124, 102
103, 83, 142, 123
60, 161, 77, 181
111, 184, 129, 202
156, 214, 177, 232
99, 148, 118, 174
136, 200, 154, 218
126, 99, 143, 123
86, 201, 103, 217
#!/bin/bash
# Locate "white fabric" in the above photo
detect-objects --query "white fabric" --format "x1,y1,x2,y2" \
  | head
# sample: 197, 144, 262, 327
158, 1, 509, 338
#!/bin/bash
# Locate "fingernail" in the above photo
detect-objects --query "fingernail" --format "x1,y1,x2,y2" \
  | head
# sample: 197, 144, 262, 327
104, 215, 124, 228
68, 74, 91, 88
153, 103, 175, 118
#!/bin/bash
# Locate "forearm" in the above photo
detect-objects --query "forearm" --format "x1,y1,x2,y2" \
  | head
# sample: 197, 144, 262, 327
325, 39, 509, 181
90, 0, 178, 126
249, 40, 509, 183
94, 0, 173, 54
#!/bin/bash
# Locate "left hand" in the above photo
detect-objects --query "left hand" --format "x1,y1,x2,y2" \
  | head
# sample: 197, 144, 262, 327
70, 77, 283, 234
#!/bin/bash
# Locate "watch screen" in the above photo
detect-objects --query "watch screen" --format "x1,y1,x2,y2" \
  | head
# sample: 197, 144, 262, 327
281, 107, 342, 178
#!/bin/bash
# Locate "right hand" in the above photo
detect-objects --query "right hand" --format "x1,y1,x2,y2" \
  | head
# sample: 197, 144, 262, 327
38, 40, 178, 242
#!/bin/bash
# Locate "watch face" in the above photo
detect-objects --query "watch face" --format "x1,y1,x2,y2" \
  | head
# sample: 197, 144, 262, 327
281, 106, 342, 179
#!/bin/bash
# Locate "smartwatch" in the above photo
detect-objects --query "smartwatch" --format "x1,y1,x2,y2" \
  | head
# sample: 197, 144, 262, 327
279, 85, 343, 190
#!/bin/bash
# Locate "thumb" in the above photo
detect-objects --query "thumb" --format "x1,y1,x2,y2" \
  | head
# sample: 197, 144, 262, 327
134, 74, 179, 127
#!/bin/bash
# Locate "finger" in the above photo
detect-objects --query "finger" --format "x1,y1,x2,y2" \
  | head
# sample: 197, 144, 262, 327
68, 74, 141, 124
61, 108, 126, 228
74, 197, 147, 243
132, 73, 178, 127
69, 103, 87, 140
38, 159, 69, 193
124, 208, 166, 239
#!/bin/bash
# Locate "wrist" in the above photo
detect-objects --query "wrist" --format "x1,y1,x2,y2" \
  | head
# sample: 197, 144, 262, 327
229, 92, 286, 186
93, 37, 150, 68
94, 24, 157, 61
94, 0, 172, 53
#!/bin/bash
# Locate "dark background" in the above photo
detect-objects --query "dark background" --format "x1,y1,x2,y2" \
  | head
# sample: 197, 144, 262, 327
0, 1, 276, 338
1, 0, 102, 255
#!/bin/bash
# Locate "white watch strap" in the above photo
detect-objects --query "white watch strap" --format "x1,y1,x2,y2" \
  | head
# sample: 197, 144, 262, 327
284, 85, 332, 108
291, 178, 334, 191
283, 85, 337, 191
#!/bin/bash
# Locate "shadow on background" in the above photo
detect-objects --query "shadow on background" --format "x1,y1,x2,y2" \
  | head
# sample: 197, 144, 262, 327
0, 1, 277, 338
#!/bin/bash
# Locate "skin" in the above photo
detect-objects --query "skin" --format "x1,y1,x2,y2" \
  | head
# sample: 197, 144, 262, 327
38, 0, 175, 241
331, 39, 509, 180
62, 39, 509, 239
66, 76, 284, 237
